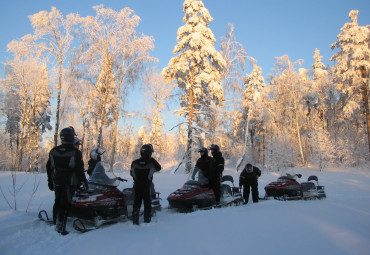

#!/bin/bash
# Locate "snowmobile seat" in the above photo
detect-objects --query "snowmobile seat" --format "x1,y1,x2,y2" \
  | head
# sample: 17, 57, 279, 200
308, 175, 318, 183
222, 175, 234, 184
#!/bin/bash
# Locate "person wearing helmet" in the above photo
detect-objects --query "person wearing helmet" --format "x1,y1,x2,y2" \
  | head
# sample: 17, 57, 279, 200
208, 144, 225, 204
191, 147, 211, 186
130, 144, 161, 225
46, 127, 88, 235
87, 148, 105, 176
73, 137, 82, 150
239, 163, 261, 204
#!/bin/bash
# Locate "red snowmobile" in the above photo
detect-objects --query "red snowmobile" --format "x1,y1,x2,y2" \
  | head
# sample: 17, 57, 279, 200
264, 173, 326, 200
167, 175, 243, 212
39, 162, 161, 232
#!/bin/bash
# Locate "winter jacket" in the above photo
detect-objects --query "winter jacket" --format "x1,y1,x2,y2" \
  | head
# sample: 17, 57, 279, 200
46, 144, 87, 187
87, 158, 100, 176
193, 154, 212, 177
130, 156, 161, 186
208, 151, 225, 183
239, 166, 261, 187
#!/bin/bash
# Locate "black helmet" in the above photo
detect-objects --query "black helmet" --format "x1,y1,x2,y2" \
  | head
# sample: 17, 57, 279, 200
60, 127, 76, 144
209, 144, 220, 152
198, 147, 208, 154
245, 163, 253, 173
140, 144, 154, 158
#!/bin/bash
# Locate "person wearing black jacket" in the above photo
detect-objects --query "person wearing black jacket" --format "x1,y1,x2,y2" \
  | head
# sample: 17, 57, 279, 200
239, 163, 261, 204
130, 144, 161, 225
87, 148, 105, 176
46, 127, 88, 235
191, 147, 211, 186
208, 144, 225, 204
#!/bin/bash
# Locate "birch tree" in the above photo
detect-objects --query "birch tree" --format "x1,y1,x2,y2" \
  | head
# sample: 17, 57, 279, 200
29, 7, 75, 147
331, 10, 370, 158
3, 35, 51, 171
76, 5, 155, 170
143, 69, 173, 159
162, 0, 225, 172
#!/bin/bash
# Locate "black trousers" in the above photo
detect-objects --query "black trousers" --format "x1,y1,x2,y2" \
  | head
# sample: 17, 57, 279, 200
242, 178, 259, 203
133, 182, 152, 215
209, 180, 221, 203
53, 185, 73, 225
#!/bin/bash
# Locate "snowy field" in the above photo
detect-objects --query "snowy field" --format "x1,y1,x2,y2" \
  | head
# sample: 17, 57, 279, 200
0, 166, 370, 255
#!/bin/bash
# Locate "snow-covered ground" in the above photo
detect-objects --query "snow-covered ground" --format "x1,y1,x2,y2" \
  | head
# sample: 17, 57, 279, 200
0, 166, 370, 255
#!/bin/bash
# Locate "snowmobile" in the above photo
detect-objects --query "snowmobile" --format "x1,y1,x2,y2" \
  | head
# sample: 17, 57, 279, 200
167, 175, 243, 212
39, 162, 161, 232
264, 173, 326, 200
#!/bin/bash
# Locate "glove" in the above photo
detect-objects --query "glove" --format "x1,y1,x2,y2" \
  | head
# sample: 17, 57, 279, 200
48, 182, 54, 191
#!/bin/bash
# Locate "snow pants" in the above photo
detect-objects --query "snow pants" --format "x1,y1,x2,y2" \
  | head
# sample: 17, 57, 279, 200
133, 182, 152, 215
53, 185, 73, 226
242, 178, 259, 203
209, 180, 221, 203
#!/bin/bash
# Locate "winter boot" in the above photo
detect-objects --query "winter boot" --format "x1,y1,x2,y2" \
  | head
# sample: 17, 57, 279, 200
56, 213, 69, 235
144, 212, 151, 223
132, 210, 140, 225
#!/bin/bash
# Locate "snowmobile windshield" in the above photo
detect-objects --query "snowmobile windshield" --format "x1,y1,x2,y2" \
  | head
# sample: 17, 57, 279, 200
278, 173, 298, 181
88, 162, 119, 187
183, 180, 201, 189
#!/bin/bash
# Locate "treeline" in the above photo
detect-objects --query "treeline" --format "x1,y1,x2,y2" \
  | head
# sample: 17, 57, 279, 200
0, 1, 369, 173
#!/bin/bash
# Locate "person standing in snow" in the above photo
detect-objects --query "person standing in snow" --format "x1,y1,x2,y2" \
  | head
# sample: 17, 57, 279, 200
46, 126, 88, 235
87, 148, 105, 176
192, 147, 211, 186
130, 144, 161, 225
239, 163, 261, 204
208, 144, 225, 204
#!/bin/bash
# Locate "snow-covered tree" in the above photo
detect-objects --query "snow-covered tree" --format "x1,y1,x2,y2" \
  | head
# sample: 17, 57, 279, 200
162, 0, 226, 172
236, 58, 265, 170
143, 69, 173, 159
2, 35, 52, 171
75, 5, 155, 170
331, 10, 370, 158
269, 55, 309, 165
29, 7, 75, 147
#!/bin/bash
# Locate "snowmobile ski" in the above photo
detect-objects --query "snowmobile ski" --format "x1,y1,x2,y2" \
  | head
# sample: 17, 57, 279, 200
38, 210, 54, 225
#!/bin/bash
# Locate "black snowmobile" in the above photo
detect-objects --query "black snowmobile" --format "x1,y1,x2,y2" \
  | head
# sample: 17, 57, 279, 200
264, 173, 326, 200
167, 175, 243, 212
39, 162, 161, 232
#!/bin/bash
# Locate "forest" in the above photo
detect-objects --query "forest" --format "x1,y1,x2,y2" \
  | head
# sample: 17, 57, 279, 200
0, 0, 369, 173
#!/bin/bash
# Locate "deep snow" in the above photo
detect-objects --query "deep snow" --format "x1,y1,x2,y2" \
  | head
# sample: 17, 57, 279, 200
0, 166, 370, 255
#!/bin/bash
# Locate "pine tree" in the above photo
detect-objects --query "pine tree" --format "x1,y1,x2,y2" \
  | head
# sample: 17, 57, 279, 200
331, 10, 370, 159
162, 0, 225, 172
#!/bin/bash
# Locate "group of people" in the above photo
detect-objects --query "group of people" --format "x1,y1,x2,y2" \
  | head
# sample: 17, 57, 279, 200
191, 146, 261, 205
46, 126, 161, 234
47, 126, 261, 235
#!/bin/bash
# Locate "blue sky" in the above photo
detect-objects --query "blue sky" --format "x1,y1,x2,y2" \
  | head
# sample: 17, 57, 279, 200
1, 0, 369, 132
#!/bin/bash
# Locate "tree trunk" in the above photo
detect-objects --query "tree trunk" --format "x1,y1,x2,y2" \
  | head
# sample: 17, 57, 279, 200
361, 66, 370, 159
53, 60, 63, 147
185, 70, 195, 173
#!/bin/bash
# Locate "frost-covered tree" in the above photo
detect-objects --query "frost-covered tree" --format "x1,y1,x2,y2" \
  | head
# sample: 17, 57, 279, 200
29, 7, 75, 147
236, 58, 265, 170
3, 35, 52, 171
143, 69, 173, 159
162, 0, 226, 172
269, 55, 309, 165
331, 10, 370, 158
75, 5, 155, 169
311, 48, 333, 128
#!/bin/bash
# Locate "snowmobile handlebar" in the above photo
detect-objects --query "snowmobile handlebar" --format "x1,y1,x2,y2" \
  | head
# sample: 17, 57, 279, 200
117, 177, 127, 182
